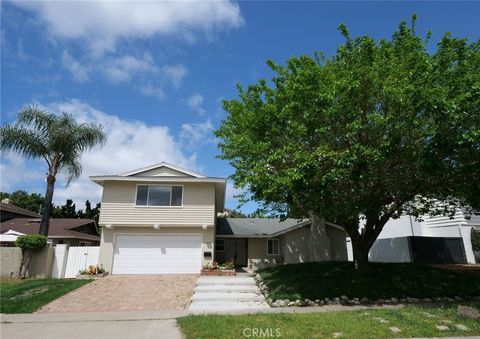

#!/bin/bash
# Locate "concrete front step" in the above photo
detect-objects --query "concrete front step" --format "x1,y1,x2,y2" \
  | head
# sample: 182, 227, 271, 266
192, 292, 264, 302
194, 285, 259, 293
190, 275, 269, 312
195, 277, 256, 286
189, 301, 269, 312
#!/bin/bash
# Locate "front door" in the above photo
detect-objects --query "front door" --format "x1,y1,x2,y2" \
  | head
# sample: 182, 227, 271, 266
225, 239, 247, 266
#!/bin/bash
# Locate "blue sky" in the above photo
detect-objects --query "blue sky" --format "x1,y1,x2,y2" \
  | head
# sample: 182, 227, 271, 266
1, 1, 479, 212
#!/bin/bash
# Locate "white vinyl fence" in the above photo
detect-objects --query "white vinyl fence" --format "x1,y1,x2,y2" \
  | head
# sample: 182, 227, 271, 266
64, 246, 100, 278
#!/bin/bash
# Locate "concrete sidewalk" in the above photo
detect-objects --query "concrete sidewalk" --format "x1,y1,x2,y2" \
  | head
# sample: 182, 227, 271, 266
1, 311, 188, 339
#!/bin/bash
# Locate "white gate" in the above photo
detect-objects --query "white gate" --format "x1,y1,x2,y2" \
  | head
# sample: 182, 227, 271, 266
64, 246, 100, 278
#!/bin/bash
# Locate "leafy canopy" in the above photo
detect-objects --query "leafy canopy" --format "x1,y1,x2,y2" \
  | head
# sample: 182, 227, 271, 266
215, 15, 480, 229
15, 234, 47, 251
0, 190, 43, 213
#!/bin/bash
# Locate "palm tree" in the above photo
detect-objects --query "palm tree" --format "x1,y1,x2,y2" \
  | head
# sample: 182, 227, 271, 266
0, 106, 106, 236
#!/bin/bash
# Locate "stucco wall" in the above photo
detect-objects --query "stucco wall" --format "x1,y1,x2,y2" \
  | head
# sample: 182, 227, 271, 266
29, 246, 54, 278
281, 217, 333, 264
247, 238, 282, 268
0, 247, 22, 278
326, 226, 348, 261
0, 246, 54, 278
98, 226, 214, 273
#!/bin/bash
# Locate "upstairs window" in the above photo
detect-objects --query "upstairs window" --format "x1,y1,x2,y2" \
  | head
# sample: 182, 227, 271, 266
135, 185, 183, 207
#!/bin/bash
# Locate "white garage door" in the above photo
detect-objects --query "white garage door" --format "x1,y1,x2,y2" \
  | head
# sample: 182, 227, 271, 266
112, 234, 202, 274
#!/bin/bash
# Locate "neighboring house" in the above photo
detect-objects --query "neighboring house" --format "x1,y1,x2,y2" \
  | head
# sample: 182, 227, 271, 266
347, 210, 480, 264
0, 199, 41, 222
0, 218, 100, 246
90, 162, 348, 274
0, 229, 26, 245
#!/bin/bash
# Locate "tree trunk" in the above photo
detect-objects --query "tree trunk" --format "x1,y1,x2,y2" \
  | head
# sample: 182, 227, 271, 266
19, 249, 32, 279
351, 237, 371, 272
39, 174, 56, 236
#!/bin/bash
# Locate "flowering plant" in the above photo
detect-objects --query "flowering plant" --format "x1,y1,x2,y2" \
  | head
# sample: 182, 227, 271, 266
202, 259, 234, 270
79, 264, 105, 275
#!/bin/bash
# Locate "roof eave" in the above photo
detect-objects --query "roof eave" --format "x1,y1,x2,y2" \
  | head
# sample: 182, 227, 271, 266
118, 162, 207, 178
90, 176, 226, 185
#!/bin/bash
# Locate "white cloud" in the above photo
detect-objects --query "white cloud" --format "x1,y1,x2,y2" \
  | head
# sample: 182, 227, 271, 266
59, 52, 187, 99
139, 83, 165, 101
180, 120, 214, 149
186, 93, 206, 116
13, 1, 244, 55
225, 181, 245, 200
61, 51, 90, 82
2, 99, 199, 205
11, 1, 241, 99
0, 153, 44, 192
162, 64, 188, 89
103, 54, 158, 84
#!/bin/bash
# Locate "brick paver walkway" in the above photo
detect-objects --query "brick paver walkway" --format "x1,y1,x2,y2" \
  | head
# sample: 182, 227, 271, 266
37, 275, 198, 313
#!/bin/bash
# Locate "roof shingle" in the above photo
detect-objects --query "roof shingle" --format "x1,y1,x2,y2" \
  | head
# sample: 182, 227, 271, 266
0, 218, 100, 241
216, 218, 310, 237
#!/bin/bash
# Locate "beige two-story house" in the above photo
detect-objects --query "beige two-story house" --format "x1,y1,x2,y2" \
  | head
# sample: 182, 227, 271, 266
91, 162, 226, 274
91, 162, 347, 274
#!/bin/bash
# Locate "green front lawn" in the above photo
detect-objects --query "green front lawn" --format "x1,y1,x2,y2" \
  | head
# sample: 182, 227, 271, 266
0, 278, 91, 313
178, 304, 480, 339
257, 262, 480, 301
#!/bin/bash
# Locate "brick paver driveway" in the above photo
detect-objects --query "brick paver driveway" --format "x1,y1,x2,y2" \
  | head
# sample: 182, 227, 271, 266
38, 275, 198, 313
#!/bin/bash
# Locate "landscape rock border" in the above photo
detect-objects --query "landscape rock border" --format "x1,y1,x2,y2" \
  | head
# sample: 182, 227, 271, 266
253, 273, 480, 308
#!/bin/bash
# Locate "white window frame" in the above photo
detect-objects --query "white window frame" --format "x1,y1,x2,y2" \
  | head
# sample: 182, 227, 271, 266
267, 239, 280, 255
134, 184, 184, 208
215, 239, 225, 252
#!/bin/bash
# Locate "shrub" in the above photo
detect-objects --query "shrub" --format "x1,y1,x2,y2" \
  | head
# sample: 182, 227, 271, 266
15, 234, 47, 251
14, 234, 48, 278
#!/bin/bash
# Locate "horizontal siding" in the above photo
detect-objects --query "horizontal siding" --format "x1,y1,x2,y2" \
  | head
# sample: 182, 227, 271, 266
133, 167, 187, 176
465, 213, 480, 226
423, 210, 467, 228
99, 181, 215, 226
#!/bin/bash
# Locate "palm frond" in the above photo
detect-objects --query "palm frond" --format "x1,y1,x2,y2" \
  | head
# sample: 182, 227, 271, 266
59, 155, 82, 186
0, 125, 48, 158
72, 122, 107, 152
17, 105, 55, 135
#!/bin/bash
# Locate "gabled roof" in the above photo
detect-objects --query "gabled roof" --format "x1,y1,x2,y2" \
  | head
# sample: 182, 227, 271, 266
1, 202, 42, 219
216, 218, 311, 237
216, 218, 345, 238
118, 162, 206, 178
0, 218, 100, 241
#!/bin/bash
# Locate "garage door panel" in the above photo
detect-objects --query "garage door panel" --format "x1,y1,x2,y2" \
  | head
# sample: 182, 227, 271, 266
112, 234, 202, 274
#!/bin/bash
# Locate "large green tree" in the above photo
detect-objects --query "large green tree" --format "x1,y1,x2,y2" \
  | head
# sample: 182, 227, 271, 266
0, 190, 44, 214
0, 106, 106, 236
52, 199, 78, 218
215, 16, 480, 271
